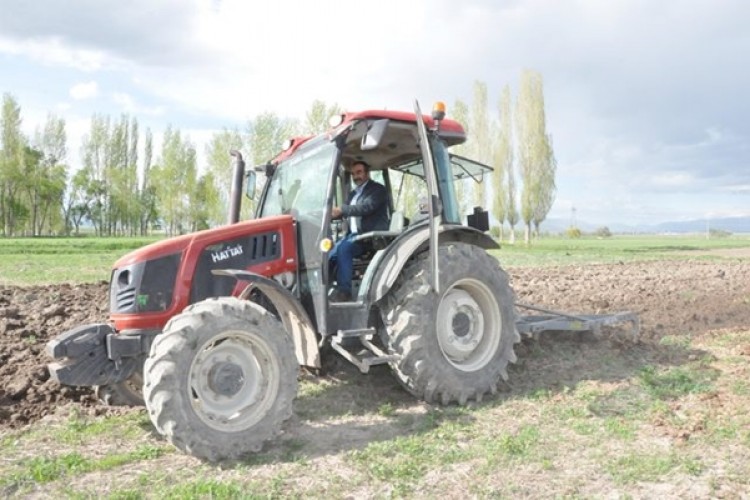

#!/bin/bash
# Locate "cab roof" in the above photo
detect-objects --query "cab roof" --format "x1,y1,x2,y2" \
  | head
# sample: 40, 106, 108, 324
271, 108, 467, 167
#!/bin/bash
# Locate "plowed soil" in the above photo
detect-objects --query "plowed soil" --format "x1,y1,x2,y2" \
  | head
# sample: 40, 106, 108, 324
1, 259, 749, 429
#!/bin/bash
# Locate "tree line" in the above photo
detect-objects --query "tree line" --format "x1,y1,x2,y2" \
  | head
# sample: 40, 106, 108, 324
0, 70, 555, 243
455, 71, 556, 244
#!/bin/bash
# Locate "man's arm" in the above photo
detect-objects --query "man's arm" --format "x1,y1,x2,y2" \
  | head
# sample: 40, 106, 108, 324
331, 187, 357, 219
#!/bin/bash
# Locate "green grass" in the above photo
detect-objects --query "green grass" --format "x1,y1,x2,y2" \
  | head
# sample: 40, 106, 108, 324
0, 233, 748, 285
637, 365, 718, 399
58, 410, 152, 444
0, 234, 748, 496
0, 445, 170, 490
606, 452, 703, 484
482, 424, 541, 460
491, 234, 750, 267
159, 479, 248, 499
0, 236, 159, 285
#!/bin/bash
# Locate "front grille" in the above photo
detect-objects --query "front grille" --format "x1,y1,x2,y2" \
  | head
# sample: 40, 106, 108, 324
116, 287, 137, 310
110, 252, 181, 314
250, 232, 278, 261
140, 253, 180, 312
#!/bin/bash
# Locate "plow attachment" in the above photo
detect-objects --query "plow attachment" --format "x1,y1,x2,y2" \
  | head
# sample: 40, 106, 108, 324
515, 302, 640, 342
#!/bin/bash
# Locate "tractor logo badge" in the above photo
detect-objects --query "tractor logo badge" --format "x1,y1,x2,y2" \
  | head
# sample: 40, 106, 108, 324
211, 244, 244, 263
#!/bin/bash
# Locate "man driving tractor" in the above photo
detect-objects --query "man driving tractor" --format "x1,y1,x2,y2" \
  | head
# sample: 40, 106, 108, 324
328, 160, 389, 301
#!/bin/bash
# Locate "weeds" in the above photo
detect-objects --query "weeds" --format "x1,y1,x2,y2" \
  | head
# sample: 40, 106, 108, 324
607, 452, 704, 484
0, 445, 170, 491
637, 365, 717, 399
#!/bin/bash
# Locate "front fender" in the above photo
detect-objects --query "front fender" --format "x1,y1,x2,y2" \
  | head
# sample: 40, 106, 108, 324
364, 224, 499, 303
212, 269, 321, 369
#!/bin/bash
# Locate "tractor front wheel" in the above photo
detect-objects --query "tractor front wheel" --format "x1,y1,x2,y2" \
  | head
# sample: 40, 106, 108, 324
143, 297, 297, 461
381, 243, 519, 405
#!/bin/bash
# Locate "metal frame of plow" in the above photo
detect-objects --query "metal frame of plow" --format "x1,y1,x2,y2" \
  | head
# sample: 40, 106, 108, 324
515, 302, 640, 341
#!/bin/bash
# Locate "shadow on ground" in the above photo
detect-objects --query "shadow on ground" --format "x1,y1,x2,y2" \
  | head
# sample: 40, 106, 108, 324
216, 330, 705, 468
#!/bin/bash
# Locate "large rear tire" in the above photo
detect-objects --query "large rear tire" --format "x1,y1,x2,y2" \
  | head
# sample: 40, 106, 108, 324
143, 297, 297, 461
381, 243, 519, 405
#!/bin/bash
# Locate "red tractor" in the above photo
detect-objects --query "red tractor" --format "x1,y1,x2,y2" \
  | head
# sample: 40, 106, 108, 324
46, 101, 524, 460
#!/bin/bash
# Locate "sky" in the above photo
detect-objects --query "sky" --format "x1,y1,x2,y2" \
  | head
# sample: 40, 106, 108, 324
1, 0, 748, 227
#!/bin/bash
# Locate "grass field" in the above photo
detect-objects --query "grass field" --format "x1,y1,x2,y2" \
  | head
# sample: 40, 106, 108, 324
0, 237, 159, 286
2, 329, 749, 497
491, 233, 750, 267
1, 233, 749, 497
1, 233, 749, 286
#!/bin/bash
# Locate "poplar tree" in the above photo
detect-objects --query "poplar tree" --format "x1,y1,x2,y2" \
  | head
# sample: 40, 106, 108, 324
125, 117, 139, 235
108, 115, 129, 234
80, 114, 111, 235
0, 93, 26, 236
206, 128, 243, 224
138, 128, 157, 235
31, 114, 67, 235
190, 172, 221, 231
63, 169, 91, 235
470, 81, 492, 210
516, 70, 556, 244
245, 112, 299, 217
152, 126, 197, 235
493, 85, 513, 242
451, 98, 470, 218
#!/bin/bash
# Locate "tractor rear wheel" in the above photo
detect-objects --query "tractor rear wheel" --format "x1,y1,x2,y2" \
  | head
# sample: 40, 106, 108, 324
143, 297, 297, 461
381, 243, 519, 405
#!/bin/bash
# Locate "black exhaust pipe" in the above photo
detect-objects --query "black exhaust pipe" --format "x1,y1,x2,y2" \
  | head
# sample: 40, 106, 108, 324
228, 150, 245, 224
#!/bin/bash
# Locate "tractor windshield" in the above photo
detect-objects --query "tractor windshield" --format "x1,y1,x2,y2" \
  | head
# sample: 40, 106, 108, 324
259, 140, 337, 219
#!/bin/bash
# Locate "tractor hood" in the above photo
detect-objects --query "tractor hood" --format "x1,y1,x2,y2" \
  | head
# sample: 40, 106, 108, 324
109, 214, 297, 332
113, 215, 295, 269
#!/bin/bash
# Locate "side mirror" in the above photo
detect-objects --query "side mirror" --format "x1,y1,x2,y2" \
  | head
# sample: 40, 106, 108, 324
361, 119, 390, 151
245, 170, 257, 199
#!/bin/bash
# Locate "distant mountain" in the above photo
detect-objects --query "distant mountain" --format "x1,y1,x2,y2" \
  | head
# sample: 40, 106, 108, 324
532, 216, 750, 235
652, 216, 750, 234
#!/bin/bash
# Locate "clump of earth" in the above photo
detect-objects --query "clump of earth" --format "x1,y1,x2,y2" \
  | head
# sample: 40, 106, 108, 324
2, 258, 749, 428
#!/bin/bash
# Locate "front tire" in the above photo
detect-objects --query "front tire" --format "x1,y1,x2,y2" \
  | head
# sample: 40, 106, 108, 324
381, 243, 519, 405
143, 297, 297, 461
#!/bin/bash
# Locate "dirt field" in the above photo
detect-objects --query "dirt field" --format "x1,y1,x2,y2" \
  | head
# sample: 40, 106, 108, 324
1, 258, 749, 429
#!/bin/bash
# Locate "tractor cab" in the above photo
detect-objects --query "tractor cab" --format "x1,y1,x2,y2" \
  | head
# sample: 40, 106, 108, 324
244, 103, 496, 354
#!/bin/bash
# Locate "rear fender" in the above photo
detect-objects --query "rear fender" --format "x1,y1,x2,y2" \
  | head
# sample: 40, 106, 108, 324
213, 269, 321, 369
364, 224, 499, 303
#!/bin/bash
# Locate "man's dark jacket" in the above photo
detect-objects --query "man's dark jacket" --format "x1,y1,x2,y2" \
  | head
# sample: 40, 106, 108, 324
341, 180, 389, 233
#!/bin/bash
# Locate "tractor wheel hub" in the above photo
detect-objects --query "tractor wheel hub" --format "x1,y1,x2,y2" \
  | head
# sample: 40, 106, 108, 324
207, 362, 245, 397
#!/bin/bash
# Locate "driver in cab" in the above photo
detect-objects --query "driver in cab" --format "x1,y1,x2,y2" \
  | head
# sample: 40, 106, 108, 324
329, 161, 389, 301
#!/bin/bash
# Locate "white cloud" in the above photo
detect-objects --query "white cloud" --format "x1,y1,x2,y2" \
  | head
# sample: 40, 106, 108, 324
70, 81, 99, 100
112, 92, 165, 116
721, 185, 750, 194
0, 35, 110, 72
650, 172, 696, 189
